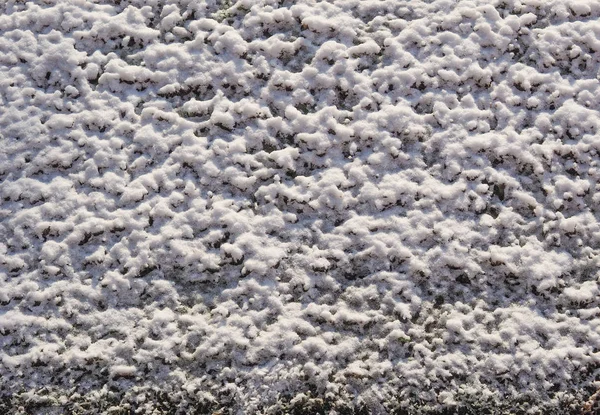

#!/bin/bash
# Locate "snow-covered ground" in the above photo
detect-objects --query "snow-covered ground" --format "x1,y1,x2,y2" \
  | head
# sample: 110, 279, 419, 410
2, 0, 600, 413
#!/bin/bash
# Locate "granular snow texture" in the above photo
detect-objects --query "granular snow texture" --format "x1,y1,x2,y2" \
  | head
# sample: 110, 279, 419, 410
1, 0, 600, 413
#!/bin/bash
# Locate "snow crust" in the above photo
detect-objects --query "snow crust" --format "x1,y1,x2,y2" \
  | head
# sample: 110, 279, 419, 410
2, 0, 600, 413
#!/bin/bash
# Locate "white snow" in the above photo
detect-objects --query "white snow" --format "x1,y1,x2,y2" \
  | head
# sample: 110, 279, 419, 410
1, 0, 600, 413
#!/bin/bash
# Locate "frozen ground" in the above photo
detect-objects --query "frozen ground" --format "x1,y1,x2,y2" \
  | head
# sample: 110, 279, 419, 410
1, 0, 600, 413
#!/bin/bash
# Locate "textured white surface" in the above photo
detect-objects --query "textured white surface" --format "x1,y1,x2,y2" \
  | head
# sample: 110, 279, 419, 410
1, 0, 600, 413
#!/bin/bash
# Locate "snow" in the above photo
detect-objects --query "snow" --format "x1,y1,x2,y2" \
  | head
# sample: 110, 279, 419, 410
1, 0, 600, 413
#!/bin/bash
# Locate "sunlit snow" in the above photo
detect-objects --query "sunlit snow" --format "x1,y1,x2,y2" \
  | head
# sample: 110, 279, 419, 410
1, 0, 600, 413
